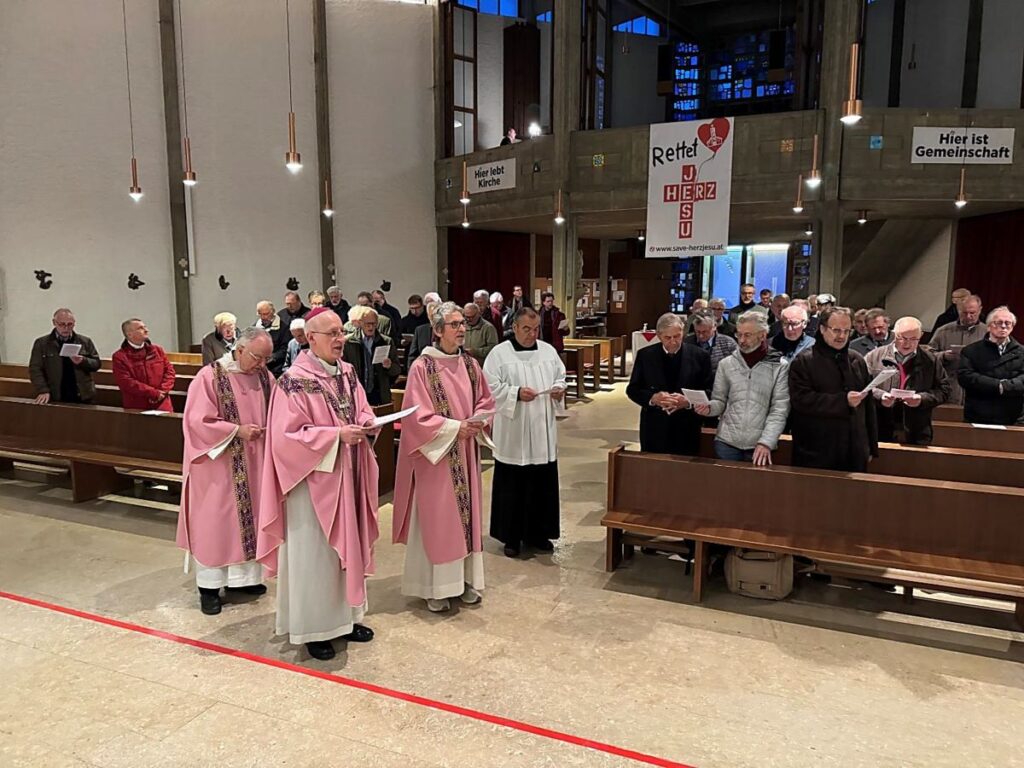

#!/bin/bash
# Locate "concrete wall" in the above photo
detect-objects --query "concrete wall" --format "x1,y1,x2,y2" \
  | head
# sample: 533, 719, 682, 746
477, 14, 507, 149
182, 0, 322, 341
0, 0, 175, 360
884, 223, 952, 330
610, 32, 664, 128
0, 0, 438, 359
977, 0, 1024, 109
862, 0, 894, 108
900, 0, 969, 109
328, 0, 438, 309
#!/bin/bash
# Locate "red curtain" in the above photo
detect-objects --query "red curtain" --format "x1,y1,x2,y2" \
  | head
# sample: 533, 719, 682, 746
954, 210, 1024, 340
447, 227, 531, 305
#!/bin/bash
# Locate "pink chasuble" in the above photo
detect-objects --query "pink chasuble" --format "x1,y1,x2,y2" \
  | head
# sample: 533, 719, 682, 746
392, 350, 495, 564
256, 350, 380, 607
176, 361, 272, 568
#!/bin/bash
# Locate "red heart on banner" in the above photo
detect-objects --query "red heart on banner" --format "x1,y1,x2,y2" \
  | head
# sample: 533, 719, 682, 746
697, 118, 730, 154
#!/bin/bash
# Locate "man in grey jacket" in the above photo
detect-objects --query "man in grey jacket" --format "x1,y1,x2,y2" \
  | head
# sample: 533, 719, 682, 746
29, 308, 101, 404
696, 311, 790, 465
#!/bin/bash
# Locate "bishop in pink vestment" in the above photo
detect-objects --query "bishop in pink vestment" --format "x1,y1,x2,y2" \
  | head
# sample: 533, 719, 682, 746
176, 329, 275, 616
393, 302, 495, 613
256, 308, 381, 661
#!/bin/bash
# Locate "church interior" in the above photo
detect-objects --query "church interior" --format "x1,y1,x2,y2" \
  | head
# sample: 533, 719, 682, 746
2, 0, 1024, 766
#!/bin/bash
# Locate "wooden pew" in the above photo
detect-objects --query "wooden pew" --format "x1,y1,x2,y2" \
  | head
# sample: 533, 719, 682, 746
934, 403, 963, 423
0, 363, 196, 394
697, 429, 1024, 489
371, 402, 396, 495
559, 348, 585, 401
602, 447, 1024, 622
100, 358, 203, 377
167, 352, 203, 365
0, 397, 183, 501
0, 377, 187, 413
586, 335, 627, 379
563, 340, 601, 392
567, 338, 613, 385
930, 422, 1024, 453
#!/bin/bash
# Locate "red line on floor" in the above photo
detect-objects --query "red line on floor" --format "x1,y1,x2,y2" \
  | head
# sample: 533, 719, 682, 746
0, 590, 694, 768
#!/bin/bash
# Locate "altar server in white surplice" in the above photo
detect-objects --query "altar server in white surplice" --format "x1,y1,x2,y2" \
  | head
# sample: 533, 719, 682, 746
483, 306, 566, 558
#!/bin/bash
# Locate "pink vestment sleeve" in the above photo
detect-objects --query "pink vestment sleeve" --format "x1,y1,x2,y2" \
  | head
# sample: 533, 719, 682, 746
182, 369, 238, 462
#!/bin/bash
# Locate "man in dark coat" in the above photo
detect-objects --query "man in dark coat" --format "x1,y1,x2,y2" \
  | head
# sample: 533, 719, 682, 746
864, 316, 950, 445
28, 308, 101, 404
958, 306, 1024, 425
341, 307, 401, 407
931, 287, 971, 335
626, 312, 712, 456
788, 305, 877, 471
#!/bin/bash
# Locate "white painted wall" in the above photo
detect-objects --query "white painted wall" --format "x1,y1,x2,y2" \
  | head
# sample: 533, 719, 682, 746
327, 0, 438, 310
0, 0, 175, 361
977, 0, 1024, 109
884, 223, 952, 331
610, 32, 665, 128
182, 0, 323, 341
0, 0, 438, 359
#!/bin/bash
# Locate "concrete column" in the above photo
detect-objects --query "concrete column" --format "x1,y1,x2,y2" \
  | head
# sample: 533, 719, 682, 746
551, 0, 581, 329
816, 0, 862, 297
599, 240, 610, 312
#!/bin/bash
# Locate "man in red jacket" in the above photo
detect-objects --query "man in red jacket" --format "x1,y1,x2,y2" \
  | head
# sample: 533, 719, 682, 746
112, 318, 177, 412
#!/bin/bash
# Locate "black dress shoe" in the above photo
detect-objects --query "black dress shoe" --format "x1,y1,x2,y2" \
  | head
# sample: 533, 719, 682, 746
530, 539, 555, 552
340, 624, 374, 643
306, 641, 336, 660
198, 588, 221, 616
504, 544, 521, 558
225, 584, 267, 596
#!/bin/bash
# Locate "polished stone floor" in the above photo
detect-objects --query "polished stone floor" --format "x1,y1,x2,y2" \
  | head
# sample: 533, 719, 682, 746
1, 382, 1022, 767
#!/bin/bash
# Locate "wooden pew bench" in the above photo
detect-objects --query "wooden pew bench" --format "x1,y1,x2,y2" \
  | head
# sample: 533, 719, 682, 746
0, 376, 187, 412
563, 340, 602, 392
558, 348, 585, 401
602, 447, 1024, 624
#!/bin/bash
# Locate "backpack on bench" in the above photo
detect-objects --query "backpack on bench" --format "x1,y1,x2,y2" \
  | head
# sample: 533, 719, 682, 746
725, 549, 794, 600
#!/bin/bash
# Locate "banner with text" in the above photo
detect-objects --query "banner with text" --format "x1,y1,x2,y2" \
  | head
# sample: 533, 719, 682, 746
468, 158, 517, 193
911, 127, 1015, 164
645, 117, 733, 258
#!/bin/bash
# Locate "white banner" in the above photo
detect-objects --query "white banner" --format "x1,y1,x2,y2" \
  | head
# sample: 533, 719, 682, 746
911, 127, 1014, 164
467, 158, 516, 193
645, 118, 733, 258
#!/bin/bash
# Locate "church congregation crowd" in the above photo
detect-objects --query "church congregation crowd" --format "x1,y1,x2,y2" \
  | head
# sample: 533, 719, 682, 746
26, 284, 570, 661
22, 280, 1023, 661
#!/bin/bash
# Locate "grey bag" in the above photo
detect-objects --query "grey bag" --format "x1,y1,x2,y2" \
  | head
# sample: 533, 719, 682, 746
725, 549, 794, 600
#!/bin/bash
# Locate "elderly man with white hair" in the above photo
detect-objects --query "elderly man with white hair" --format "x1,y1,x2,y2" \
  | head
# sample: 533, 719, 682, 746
284, 318, 308, 371
864, 316, 949, 445
958, 306, 1024, 425
254, 300, 289, 376
686, 309, 738, 378
324, 285, 351, 321
486, 291, 508, 337
178, 326, 275, 616
771, 304, 815, 361
626, 312, 712, 456
393, 301, 496, 613
696, 311, 789, 465
201, 312, 237, 365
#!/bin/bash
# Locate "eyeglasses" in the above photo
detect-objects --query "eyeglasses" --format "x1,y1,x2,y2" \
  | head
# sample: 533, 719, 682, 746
245, 349, 271, 363
444, 321, 468, 329
823, 326, 852, 336
894, 335, 922, 343
991, 320, 1015, 328
783, 321, 806, 329
309, 329, 346, 340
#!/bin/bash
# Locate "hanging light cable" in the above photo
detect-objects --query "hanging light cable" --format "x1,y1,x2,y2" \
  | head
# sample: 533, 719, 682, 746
792, 174, 804, 214
177, 0, 196, 186
554, 188, 565, 225
841, 42, 863, 125
459, 160, 470, 204
284, 0, 302, 173
955, 167, 968, 209
322, 178, 334, 217
805, 133, 821, 188
121, 0, 142, 201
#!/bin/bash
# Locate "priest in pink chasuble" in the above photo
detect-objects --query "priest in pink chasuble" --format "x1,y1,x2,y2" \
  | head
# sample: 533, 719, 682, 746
177, 327, 275, 617
393, 301, 496, 614
257, 307, 381, 662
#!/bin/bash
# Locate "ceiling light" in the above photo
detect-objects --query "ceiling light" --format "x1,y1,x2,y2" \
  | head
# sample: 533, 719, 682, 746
804, 222, 813, 236
283, 0, 302, 174
322, 178, 334, 218
841, 43, 863, 126
459, 160, 470, 205
177, 0, 197, 186
637, 229, 645, 242
857, 210, 868, 225
805, 133, 821, 187
528, 121, 542, 138
954, 167, 968, 209
461, 202, 470, 228
792, 173, 804, 214
554, 188, 565, 225
122, 0, 142, 202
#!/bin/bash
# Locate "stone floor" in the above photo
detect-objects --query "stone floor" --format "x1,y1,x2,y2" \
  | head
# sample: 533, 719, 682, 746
1, 382, 1023, 767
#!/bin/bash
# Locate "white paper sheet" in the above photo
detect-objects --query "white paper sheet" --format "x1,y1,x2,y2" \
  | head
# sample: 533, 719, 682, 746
971, 423, 1008, 430
858, 368, 899, 397
889, 388, 917, 400
372, 345, 391, 365
372, 404, 419, 428
59, 343, 81, 357
140, 410, 171, 416
558, 319, 569, 330
535, 386, 566, 396
680, 388, 709, 407
466, 410, 495, 423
